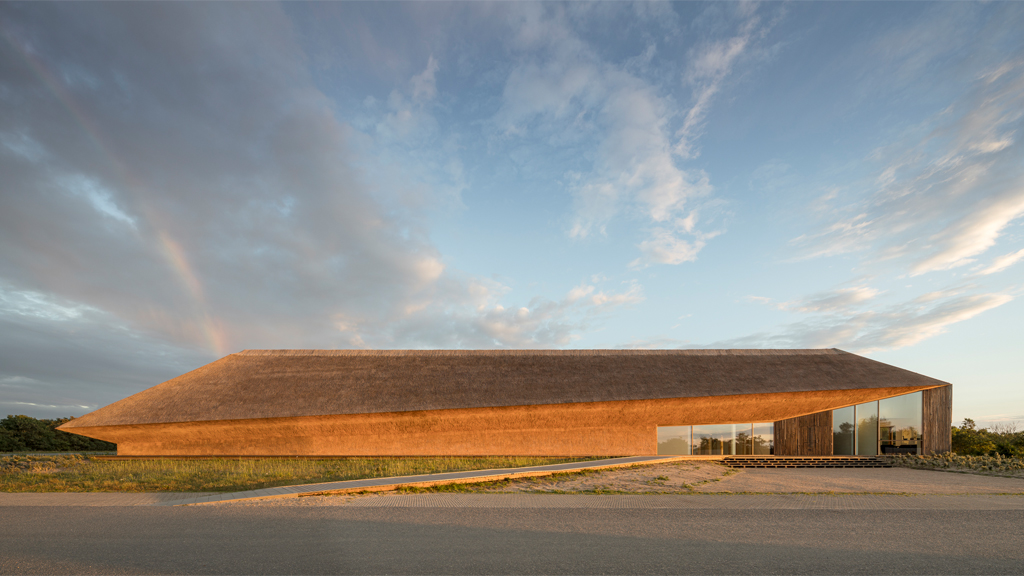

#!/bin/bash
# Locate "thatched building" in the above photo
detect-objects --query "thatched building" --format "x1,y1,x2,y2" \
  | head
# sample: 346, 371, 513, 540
59, 349, 952, 457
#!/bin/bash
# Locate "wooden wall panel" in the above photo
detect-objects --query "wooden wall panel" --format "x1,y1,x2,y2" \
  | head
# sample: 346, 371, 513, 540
922, 385, 952, 455
775, 410, 833, 456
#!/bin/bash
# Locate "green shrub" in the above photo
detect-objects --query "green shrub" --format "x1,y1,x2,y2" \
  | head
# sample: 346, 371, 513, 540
0, 426, 27, 452
886, 452, 1024, 475
950, 418, 1024, 457
0, 415, 116, 452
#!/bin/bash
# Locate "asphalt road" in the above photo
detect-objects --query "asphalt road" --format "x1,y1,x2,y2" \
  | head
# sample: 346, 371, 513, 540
2, 506, 1022, 575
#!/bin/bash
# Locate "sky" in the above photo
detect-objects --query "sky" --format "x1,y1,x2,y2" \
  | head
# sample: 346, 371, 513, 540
1, 1, 1022, 426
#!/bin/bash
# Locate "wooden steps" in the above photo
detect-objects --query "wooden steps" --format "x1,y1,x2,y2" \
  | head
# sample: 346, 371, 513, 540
722, 456, 891, 469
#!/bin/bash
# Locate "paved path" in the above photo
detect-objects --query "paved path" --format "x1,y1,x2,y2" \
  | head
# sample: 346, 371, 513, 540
342, 493, 1024, 509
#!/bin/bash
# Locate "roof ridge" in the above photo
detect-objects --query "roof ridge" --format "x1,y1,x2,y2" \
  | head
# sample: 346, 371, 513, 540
235, 348, 844, 356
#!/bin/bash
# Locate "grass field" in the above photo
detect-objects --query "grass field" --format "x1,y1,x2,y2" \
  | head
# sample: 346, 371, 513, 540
0, 454, 596, 493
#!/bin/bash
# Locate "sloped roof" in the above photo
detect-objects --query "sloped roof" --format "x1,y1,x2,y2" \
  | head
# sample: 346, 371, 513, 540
63, 349, 948, 428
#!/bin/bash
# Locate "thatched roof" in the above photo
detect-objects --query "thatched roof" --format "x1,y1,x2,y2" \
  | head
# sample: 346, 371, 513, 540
63, 349, 948, 428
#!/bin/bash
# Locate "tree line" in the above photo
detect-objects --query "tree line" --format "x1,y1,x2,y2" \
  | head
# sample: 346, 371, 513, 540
0, 415, 117, 452
951, 419, 1023, 457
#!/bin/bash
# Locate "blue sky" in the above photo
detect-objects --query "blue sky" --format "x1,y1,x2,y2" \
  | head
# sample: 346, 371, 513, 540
1, 2, 1022, 425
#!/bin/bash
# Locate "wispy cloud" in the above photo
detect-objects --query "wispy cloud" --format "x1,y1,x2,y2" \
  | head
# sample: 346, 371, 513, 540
737, 287, 1011, 354
675, 4, 771, 160
794, 57, 1024, 276
979, 248, 1024, 275
749, 286, 882, 314
358, 278, 645, 349
495, 3, 777, 268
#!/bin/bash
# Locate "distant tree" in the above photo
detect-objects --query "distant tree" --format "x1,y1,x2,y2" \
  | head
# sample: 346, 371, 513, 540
951, 418, 1024, 457
0, 425, 26, 452
1, 415, 59, 450
0, 415, 116, 452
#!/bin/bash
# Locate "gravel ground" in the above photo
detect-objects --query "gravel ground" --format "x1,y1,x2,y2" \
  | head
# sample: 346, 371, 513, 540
698, 464, 1024, 494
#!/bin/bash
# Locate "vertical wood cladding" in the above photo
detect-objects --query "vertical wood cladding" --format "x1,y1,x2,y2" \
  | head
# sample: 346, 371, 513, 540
774, 410, 833, 456
922, 385, 952, 455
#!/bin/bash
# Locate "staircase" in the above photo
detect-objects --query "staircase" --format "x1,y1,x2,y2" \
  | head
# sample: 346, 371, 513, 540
721, 456, 891, 469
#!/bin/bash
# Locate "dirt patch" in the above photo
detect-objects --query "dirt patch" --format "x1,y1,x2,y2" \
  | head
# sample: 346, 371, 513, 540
457, 461, 733, 494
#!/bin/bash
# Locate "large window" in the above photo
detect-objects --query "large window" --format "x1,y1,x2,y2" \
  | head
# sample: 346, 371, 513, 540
833, 391, 922, 455
656, 426, 691, 455
752, 423, 774, 455
657, 423, 774, 456
879, 391, 922, 454
833, 406, 855, 455
855, 401, 878, 456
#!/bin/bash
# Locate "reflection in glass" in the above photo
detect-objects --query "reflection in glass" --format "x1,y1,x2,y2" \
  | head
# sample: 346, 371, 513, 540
879, 392, 922, 455
656, 426, 692, 455
672, 424, 772, 455
855, 401, 878, 455
752, 423, 774, 455
833, 406, 855, 455
692, 424, 734, 455
692, 425, 717, 455
734, 424, 752, 455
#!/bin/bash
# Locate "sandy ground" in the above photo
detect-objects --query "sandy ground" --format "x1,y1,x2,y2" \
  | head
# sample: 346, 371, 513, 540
218, 461, 1024, 506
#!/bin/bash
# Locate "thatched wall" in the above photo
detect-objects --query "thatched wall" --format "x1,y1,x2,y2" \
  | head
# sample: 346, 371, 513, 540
71, 386, 934, 456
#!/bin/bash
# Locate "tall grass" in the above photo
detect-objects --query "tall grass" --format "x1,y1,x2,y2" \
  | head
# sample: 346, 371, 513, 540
0, 454, 596, 493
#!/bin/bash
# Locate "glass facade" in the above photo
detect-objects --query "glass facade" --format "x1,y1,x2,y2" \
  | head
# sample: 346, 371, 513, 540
855, 401, 878, 456
752, 423, 775, 455
879, 391, 922, 454
656, 425, 691, 455
693, 424, 731, 455
833, 406, 855, 455
656, 390, 921, 458
832, 391, 922, 455
657, 423, 774, 456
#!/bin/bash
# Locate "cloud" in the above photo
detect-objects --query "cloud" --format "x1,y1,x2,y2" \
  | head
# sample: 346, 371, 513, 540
979, 248, 1024, 275
0, 3, 646, 416
631, 229, 706, 268
749, 286, 882, 314
411, 55, 439, 101
493, 3, 772, 267
911, 192, 1024, 275
0, 4, 455, 353
675, 11, 766, 159
0, 284, 214, 419
368, 279, 644, 349
791, 286, 881, 313
730, 289, 1011, 354
794, 55, 1024, 276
